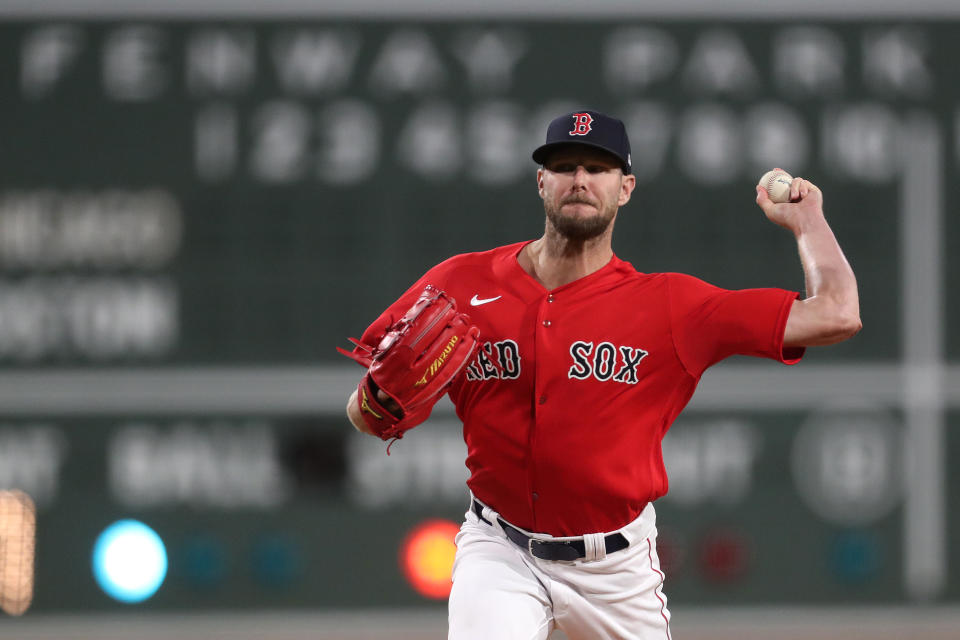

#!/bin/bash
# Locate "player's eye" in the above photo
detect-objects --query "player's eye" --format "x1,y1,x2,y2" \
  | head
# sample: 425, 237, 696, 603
587, 165, 609, 173
550, 163, 576, 173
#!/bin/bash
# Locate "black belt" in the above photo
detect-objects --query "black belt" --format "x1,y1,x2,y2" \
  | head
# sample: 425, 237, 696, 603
472, 499, 629, 562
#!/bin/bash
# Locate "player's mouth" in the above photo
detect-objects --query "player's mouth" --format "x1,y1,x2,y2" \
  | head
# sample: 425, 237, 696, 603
561, 195, 599, 209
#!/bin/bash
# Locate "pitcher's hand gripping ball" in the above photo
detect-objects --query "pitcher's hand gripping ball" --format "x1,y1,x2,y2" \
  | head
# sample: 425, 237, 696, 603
339, 285, 480, 442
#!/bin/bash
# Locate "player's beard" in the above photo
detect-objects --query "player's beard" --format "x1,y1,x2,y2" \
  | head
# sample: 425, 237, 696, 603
544, 195, 617, 242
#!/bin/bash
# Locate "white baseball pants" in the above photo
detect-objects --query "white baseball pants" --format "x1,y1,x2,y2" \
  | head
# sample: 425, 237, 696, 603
448, 498, 671, 640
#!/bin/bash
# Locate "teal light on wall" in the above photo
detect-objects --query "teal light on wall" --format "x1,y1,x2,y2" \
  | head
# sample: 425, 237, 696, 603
92, 519, 168, 603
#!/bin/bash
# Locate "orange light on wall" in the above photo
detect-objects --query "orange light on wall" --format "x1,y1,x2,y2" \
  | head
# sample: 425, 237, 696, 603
399, 519, 460, 599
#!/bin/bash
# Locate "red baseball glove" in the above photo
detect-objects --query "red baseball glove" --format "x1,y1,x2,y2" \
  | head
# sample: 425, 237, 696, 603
338, 285, 480, 442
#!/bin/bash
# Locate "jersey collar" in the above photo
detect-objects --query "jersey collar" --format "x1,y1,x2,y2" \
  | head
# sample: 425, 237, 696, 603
496, 239, 633, 301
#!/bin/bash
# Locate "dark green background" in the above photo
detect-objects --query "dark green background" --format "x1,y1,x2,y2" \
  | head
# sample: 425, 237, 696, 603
0, 18, 953, 611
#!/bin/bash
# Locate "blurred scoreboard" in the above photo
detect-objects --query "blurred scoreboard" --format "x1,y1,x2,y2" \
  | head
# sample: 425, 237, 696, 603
2, 17, 931, 364
0, 11, 958, 611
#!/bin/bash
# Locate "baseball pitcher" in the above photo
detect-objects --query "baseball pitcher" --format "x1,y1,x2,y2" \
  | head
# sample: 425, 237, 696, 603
341, 110, 860, 640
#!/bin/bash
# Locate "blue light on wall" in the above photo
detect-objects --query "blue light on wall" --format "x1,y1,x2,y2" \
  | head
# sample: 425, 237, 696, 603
830, 531, 882, 584
92, 519, 168, 603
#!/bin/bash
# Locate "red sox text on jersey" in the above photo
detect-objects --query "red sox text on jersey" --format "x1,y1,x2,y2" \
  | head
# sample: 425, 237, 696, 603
355, 241, 802, 536
465, 339, 649, 385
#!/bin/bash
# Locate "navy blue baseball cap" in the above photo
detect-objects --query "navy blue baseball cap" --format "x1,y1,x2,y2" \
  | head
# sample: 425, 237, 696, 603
532, 110, 632, 173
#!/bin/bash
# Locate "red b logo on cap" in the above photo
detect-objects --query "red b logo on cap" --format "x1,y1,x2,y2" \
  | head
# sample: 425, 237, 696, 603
569, 113, 593, 136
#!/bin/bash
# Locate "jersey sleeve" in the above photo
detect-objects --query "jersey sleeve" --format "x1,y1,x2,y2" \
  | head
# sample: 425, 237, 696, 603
666, 272, 804, 377
352, 267, 448, 353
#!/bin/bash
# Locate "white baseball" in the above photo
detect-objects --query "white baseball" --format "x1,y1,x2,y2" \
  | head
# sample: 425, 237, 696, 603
759, 169, 793, 203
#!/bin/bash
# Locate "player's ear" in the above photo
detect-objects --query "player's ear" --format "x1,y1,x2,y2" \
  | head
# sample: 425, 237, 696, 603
618, 173, 636, 206
537, 168, 546, 198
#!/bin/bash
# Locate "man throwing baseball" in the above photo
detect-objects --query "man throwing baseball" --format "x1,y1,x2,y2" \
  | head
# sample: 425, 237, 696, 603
341, 110, 860, 640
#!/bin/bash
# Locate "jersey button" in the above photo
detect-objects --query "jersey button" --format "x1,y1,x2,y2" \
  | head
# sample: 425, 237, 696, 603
547, 295, 554, 303
542, 320, 551, 327
539, 395, 547, 404
532, 492, 539, 501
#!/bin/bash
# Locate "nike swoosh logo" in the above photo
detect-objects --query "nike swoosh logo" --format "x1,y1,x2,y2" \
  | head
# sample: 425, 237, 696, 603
470, 295, 502, 306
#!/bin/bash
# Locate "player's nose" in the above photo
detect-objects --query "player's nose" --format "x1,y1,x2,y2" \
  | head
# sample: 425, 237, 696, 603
571, 165, 589, 188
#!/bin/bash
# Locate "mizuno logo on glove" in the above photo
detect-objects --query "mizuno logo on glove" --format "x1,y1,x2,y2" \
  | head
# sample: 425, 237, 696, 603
415, 335, 460, 387
360, 387, 383, 419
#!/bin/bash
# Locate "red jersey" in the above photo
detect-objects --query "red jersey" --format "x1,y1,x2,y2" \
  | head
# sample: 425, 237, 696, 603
355, 240, 803, 536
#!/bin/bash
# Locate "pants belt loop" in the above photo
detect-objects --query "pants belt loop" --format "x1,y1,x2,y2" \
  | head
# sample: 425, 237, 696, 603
583, 532, 606, 561
481, 505, 497, 528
